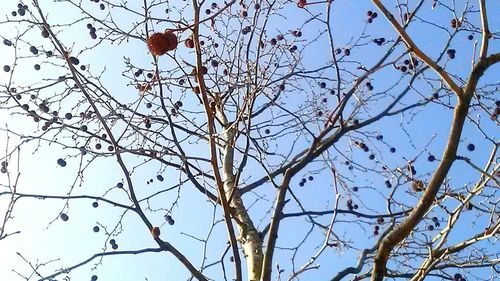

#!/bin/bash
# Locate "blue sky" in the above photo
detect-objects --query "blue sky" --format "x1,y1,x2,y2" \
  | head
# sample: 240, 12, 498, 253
0, 1, 499, 281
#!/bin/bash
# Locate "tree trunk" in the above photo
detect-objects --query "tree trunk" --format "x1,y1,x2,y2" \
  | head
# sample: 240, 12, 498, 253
221, 125, 263, 281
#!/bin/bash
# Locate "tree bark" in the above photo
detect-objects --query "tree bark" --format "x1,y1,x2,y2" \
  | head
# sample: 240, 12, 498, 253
221, 125, 263, 281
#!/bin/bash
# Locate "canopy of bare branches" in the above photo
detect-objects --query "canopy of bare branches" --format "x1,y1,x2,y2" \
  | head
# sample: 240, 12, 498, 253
0, 1, 498, 281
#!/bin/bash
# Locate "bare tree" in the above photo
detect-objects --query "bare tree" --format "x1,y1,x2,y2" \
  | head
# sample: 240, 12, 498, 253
0, 0, 498, 281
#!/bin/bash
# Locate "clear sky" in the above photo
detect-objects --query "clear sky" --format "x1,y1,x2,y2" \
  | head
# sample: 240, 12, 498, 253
0, 1, 498, 281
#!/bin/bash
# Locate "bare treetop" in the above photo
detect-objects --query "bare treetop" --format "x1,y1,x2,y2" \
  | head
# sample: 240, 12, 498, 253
0, 1, 498, 281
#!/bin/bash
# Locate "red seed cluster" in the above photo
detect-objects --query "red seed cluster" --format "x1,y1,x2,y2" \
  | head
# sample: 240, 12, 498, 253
147, 31, 178, 56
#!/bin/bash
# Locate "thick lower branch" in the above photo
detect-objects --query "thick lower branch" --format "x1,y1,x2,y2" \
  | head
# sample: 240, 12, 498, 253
222, 126, 263, 281
371, 98, 470, 280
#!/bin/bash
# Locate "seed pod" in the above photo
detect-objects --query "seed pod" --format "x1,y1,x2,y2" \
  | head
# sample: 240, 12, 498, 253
151, 226, 161, 238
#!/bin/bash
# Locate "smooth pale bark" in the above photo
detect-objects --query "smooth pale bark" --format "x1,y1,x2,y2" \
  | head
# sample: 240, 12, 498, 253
221, 125, 263, 281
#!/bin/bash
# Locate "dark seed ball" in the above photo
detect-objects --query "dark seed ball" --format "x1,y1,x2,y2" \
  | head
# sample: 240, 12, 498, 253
29, 46, 38, 54
385, 180, 392, 188
57, 158, 67, 167
80, 147, 87, 155
41, 29, 50, 38
70, 57, 80, 65
466, 143, 475, 151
